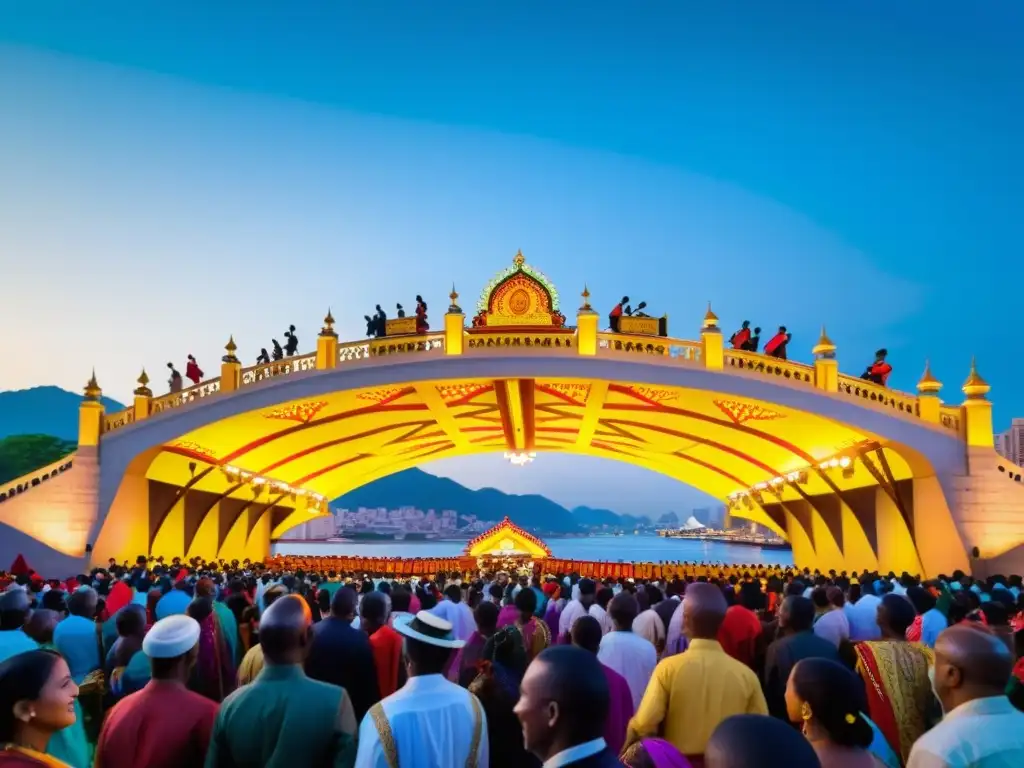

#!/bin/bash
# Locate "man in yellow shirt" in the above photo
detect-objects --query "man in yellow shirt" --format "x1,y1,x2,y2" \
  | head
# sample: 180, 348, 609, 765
625, 582, 768, 762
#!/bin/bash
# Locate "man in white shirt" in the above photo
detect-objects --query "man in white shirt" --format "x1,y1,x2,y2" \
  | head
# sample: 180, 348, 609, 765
356, 611, 488, 768
558, 578, 597, 642
515, 645, 622, 767
811, 586, 850, 648
430, 584, 475, 641
908, 623, 1024, 767
844, 582, 882, 642
597, 593, 657, 710
589, 586, 614, 635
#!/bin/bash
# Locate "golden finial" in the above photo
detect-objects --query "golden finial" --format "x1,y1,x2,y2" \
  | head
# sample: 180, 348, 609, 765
916, 359, 942, 395
83, 369, 102, 401
513, 249, 525, 268
961, 356, 990, 399
812, 325, 836, 358
580, 284, 592, 311
320, 308, 337, 338
133, 368, 152, 397
448, 284, 462, 313
702, 302, 719, 329
222, 335, 240, 363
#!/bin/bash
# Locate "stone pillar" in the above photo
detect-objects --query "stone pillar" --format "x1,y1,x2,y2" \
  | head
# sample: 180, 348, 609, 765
961, 358, 993, 447
916, 360, 942, 424
576, 286, 598, 356
78, 371, 105, 447
700, 303, 723, 370
444, 286, 465, 356
220, 336, 243, 392
132, 370, 152, 421
812, 326, 838, 392
316, 310, 338, 370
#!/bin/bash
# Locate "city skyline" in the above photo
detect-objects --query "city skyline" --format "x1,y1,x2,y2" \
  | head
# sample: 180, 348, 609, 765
2, 3, 1020, 515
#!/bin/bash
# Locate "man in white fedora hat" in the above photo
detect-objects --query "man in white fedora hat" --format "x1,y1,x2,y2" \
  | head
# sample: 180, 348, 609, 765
355, 610, 488, 768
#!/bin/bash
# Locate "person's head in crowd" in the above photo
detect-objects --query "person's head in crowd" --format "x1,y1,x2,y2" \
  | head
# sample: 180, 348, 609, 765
706, 715, 821, 768
515, 645, 609, 764
23, 610, 60, 646
0, 650, 79, 754
514, 586, 538, 623
259, 594, 314, 667
577, 578, 597, 609
609, 592, 639, 631
144, 614, 202, 682
877, 594, 916, 639
390, 587, 412, 615
683, 582, 728, 641
330, 587, 358, 622
621, 738, 692, 768
931, 624, 1014, 715
473, 600, 499, 638
786, 658, 873, 752
67, 588, 98, 620
570, 614, 603, 655
779, 596, 815, 635
0, 589, 32, 631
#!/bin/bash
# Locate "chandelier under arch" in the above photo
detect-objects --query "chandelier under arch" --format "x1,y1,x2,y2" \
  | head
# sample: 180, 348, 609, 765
504, 451, 537, 467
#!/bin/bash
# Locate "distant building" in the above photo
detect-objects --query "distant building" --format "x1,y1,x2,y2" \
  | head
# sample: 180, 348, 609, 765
994, 420, 1024, 466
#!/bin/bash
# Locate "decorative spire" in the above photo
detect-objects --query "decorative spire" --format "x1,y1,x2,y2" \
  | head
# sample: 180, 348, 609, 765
133, 368, 152, 397
579, 284, 592, 312
812, 325, 836, 358
702, 302, 719, 330
513, 249, 525, 268
222, 335, 240, 364
448, 284, 462, 314
961, 356, 990, 399
319, 309, 337, 338
83, 369, 102, 402
916, 360, 942, 395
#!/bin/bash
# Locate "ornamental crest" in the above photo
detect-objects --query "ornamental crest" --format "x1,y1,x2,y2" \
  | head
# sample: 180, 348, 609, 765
713, 399, 785, 425
263, 400, 328, 424
471, 251, 566, 329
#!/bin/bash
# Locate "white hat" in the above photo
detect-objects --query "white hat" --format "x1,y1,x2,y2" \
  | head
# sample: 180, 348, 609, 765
393, 610, 464, 649
143, 614, 201, 659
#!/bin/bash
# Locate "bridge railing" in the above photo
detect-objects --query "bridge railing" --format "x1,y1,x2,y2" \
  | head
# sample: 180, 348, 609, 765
0, 453, 76, 505
96, 313, 968, 440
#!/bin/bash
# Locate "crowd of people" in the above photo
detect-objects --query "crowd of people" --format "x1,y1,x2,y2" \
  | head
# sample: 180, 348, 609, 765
1, 554, 1023, 767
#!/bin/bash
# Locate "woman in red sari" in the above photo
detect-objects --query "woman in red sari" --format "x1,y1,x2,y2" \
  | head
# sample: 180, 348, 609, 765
853, 594, 934, 765
0, 651, 79, 767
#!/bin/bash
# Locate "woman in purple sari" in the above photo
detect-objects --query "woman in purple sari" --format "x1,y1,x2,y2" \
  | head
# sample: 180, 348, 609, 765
447, 601, 499, 687
186, 597, 236, 703
542, 582, 563, 641
622, 739, 693, 768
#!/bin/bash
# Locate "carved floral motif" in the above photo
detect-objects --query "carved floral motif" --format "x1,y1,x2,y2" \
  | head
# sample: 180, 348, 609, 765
436, 383, 490, 403
541, 382, 591, 405
171, 440, 218, 461
263, 400, 328, 425
627, 386, 678, 404
357, 388, 405, 404
713, 399, 785, 426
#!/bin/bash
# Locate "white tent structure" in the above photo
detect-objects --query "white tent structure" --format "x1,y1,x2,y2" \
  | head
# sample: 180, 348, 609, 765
682, 516, 706, 530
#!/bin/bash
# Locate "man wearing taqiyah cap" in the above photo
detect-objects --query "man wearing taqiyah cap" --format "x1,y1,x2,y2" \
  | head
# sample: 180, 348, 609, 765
94, 615, 219, 768
207, 594, 358, 768
355, 610, 488, 768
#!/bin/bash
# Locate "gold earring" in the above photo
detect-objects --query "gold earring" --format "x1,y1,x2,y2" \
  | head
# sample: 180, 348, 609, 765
801, 702, 812, 722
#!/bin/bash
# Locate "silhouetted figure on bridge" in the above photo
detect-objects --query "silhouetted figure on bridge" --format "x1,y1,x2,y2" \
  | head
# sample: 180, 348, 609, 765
862, 348, 892, 386
396, 303, 405, 318
374, 304, 387, 337
185, 355, 204, 386
764, 326, 791, 360
256, 348, 270, 365
167, 363, 183, 393
415, 295, 429, 333
730, 321, 752, 349
271, 339, 284, 361
364, 315, 375, 337
744, 326, 762, 352
284, 325, 298, 356
609, 296, 629, 332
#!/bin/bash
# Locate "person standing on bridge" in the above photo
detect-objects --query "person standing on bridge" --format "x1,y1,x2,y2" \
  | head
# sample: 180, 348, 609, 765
166, 363, 182, 393
730, 321, 752, 350
283, 325, 298, 356
185, 355, 203, 386
764, 326, 791, 360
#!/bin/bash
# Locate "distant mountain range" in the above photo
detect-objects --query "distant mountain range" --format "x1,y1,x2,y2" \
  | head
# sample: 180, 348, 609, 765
0, 386, 654, 532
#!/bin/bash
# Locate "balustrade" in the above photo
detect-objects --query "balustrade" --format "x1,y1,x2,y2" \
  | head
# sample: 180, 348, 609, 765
724, 349, 814, 384
240, 353, 317, 386
0, 455, 75, 504
837, 375, 919, 417
466, 332, 573, 350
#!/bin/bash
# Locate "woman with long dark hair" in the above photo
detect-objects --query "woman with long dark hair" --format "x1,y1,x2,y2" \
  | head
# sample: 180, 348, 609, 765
786, 657, 895, 767
0, 650, 79, 767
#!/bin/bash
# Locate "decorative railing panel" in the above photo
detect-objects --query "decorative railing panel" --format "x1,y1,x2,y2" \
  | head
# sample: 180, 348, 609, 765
104, 408, 135, 433
0, 453, 75, 504
597, 333, 702, 361
240, 353, 317, 386
940, 407, 962, 434
151, 378, 223, 415
466, 333, 574, 350
724, 349, 814, 385
369, 334, 445, 357
837, 375, 919, 417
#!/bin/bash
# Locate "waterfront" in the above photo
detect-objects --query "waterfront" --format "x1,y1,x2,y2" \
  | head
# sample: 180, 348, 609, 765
272, 533, 793, 566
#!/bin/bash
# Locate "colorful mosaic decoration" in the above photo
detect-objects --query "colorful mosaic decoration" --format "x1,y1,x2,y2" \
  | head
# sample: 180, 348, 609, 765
263, 400, 329, 425
171, 440, 218, 461
540, 382, 591, 405
356, 388, 405, 404
627, 385, 678, 404
436, 383, 490, 403
477, 250, 560, 313
713, 399, 785, 426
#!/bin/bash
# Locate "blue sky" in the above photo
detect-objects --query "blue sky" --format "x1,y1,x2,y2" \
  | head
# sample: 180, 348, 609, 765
1, 2, 1020, 517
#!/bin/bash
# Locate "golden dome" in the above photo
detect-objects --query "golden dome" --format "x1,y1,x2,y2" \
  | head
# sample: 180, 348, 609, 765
916, 360, 942, 395
580, 284, 592, 311
961, 357, 990, 398
83, 369, 102, 401
134, 368, 152, 397
812, 326, 836, 357
702, 302, 719, 329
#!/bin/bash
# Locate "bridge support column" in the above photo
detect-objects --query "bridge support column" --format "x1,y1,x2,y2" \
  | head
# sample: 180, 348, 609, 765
132, 370, 153, 422
576, 286, 598, 355
79, 372, 105, 446
916, 361, 942, 424
960, 359, 993, 448
445, 286, 465, 355
220, 337, 243, 391
812, 327, 838, 392
700, 304, 723, 370
316, 311, 338, 370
